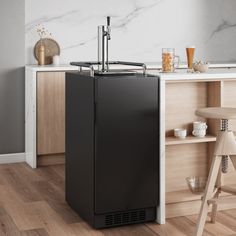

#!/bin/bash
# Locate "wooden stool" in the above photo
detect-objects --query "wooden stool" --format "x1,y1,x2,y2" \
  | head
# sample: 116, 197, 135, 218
195, 107, 236, 236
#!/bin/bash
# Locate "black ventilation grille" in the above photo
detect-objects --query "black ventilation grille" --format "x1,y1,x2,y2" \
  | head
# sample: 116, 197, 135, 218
105, 210, 146, 226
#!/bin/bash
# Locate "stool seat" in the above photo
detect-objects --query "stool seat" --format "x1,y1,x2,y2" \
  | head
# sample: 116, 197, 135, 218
196, 107, 236, 119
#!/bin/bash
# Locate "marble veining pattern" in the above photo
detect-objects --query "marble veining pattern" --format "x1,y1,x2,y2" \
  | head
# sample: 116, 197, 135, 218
209, 19, 236, 39
25, 0, 236, 64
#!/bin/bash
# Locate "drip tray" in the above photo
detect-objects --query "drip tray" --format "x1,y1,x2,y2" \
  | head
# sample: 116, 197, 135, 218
95, 70, 136, 76
70, 61, 146, 77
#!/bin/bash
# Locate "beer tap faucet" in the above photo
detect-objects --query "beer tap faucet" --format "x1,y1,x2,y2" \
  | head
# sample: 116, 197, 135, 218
98, 16, 111, 73
106, 16, 111, 40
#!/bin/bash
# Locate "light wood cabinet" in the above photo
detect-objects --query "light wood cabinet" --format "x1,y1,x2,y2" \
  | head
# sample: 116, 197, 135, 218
36, 72, 66, 165
25, 66, 78, 168
164, 79, 236, 219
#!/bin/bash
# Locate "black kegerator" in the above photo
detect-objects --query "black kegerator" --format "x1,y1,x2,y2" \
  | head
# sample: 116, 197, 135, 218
66, 17, 159, 229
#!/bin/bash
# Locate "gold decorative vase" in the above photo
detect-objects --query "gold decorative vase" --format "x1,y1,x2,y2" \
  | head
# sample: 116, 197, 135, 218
38, 43, 45, 65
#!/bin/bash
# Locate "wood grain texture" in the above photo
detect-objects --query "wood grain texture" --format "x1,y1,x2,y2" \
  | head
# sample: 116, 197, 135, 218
165, 135, 216, 146
0, 207, 23, 236
165, 80, 236, 222
207, 82, 223, 133
222, 81, 236, 186
188, 213, 236, 236
37, 154, 65, 166
166, 189, 201, 204
207, 81, 222, 164
0, 185, 44, 231
20, 229, 50, 236
196, 107, 236, 120
166, 143, 208, 192
37, 72, 65, 155
0, 166, 42, 203
146, 221, 186, 236
166, 200, 203, 219
195, 155, 222, 236
223, 81, 236, 132
0, 163, 234, 236
165, 82, 207, 137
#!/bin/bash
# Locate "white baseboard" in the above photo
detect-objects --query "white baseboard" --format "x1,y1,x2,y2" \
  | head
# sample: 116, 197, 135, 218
0, 153, 25, 164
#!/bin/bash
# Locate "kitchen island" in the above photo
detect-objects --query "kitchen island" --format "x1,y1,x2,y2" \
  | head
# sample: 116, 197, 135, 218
25, 65, 236, 225
153, 67, 236, 224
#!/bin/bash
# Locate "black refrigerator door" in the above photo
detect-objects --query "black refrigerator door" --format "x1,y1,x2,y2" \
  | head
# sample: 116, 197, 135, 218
95, 75, 159, 214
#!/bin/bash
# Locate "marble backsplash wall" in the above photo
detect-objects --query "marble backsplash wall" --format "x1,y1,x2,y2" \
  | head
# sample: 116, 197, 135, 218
25, 0, 236, 64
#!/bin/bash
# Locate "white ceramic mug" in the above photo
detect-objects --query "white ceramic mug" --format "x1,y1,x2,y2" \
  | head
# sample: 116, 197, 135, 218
192, 129, 206, 138
192, 121, 207, 137
193, 121, 207, 130
174, 128, 187, 139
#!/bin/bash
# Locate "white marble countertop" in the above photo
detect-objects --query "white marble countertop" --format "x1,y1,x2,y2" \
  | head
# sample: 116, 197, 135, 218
26, 62, 236, 71
151, 68, 236, 81
25, 63, 157, 71
26, 63, 236, 80
25, 64, 80, 71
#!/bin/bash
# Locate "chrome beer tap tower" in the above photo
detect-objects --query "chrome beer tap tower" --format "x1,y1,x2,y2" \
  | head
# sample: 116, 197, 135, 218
70, 16, 147, 76
98, 16, 111, 73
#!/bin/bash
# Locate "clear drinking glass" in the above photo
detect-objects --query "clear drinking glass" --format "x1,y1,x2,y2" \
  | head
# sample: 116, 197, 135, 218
162, 48, 180, 72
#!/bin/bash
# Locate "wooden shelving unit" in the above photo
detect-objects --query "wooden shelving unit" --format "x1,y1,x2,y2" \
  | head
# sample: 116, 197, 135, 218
164, 79, 236, 219
166, 135, 216, 146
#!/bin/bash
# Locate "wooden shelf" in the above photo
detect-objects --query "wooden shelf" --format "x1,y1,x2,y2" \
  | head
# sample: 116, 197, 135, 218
166, 189, 201, 204
165, 135, 216, 146
166, 187, 234, 205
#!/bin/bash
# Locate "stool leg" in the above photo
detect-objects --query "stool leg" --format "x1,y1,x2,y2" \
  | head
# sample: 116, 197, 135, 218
211, 191, 220, 223
211, 163, 222, 223
195, 155, 222, 236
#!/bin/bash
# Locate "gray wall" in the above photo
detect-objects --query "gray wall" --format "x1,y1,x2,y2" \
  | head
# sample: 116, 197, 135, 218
0, 0, 25, 154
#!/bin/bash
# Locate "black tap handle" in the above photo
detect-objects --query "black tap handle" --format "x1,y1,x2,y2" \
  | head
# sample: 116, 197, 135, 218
107, 16, 110, 26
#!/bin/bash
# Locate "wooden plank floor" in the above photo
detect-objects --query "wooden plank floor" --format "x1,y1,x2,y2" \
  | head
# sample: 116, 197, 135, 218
0, 163, 235, 236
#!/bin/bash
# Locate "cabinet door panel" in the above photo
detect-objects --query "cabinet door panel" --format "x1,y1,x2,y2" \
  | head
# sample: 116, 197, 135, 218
95, 76, 159, 214
37, 72, 65, 155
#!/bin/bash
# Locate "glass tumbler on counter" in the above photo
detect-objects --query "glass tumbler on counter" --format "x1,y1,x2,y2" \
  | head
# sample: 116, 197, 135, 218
162, 48, 180, 72
186, 46, 195, 71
